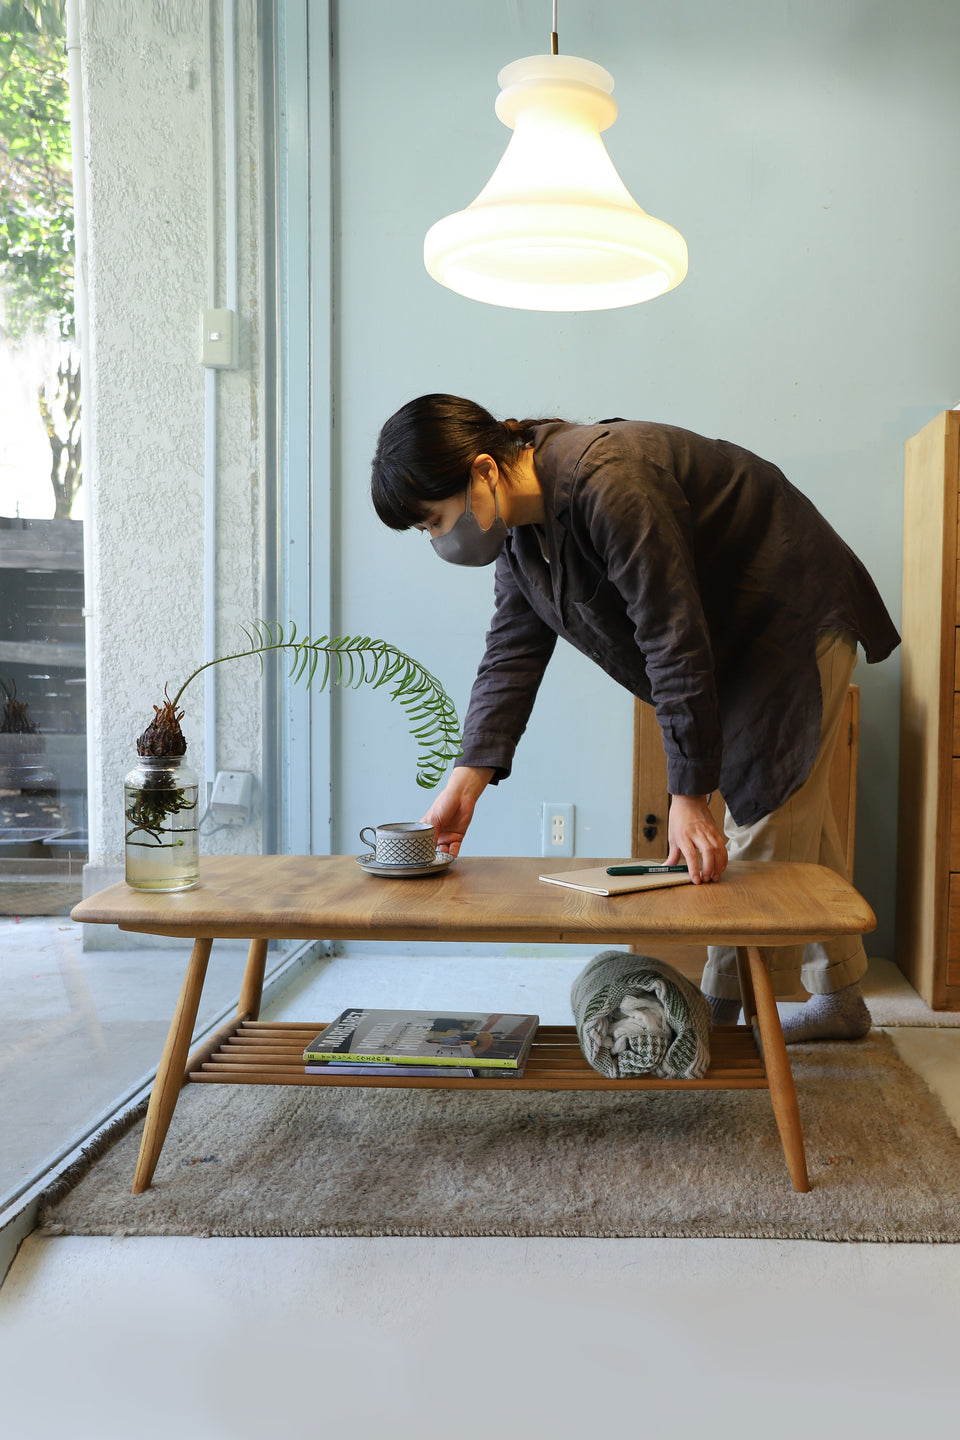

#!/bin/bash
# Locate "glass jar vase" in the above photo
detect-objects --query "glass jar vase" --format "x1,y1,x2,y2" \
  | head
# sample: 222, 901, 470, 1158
123, 755, 200, 891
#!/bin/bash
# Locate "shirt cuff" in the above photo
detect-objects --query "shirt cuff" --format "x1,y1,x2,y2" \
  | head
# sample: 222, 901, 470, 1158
457, 731, 516, 785
666, 757, 722, 798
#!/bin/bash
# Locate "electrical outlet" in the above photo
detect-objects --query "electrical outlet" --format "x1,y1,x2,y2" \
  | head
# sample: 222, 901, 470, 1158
210, 770, 254, 825
540, 802, 574, 857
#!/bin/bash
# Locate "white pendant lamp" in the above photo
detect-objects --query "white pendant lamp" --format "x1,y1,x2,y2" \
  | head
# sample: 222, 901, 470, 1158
423, 9, 688, 312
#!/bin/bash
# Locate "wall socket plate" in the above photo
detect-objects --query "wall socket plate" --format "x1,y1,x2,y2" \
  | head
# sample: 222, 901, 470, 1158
210, 769, 254, 825
539, 802, 574, 857
200, 308, 237, 368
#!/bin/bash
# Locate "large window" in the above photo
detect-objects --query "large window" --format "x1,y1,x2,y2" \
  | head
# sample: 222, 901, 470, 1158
1, 8, 87, 918
0, 3, 315, 1219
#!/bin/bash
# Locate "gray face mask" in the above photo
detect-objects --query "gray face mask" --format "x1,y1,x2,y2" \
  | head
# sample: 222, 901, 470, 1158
431, 485, 508, 567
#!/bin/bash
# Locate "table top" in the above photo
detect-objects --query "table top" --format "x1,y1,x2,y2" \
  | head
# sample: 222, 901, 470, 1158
71, 856, 876, 946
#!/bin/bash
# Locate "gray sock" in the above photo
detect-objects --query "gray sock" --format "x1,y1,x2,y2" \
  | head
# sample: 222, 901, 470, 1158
780, 980, 871, 1043
704, 994, 741, 1026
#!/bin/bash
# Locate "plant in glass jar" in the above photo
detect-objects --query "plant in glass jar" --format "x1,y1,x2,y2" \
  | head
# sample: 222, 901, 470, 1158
124, 623, 462, 892
124, 703, 200, 893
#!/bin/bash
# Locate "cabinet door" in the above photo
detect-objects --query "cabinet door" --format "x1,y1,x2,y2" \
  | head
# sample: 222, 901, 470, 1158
632, 685, 859, 877
630, 687, 859, 987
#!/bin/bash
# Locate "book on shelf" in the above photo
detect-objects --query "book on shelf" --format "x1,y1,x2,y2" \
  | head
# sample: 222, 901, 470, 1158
304, 1062, 522, 1078
539, 865, 694, 897
302, 1008, 539, 1069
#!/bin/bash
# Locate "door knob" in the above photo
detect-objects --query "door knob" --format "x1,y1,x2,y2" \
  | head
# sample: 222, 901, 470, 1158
643, 824, 657, 842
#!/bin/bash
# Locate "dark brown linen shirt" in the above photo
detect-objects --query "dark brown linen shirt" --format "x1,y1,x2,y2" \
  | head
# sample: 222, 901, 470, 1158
457, 421, 900, 825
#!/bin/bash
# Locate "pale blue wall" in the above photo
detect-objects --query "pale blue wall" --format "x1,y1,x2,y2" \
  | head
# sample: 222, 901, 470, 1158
321, 0, 960, 958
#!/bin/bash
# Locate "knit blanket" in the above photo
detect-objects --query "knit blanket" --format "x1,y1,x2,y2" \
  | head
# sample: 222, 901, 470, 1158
570, 949, 712, 1080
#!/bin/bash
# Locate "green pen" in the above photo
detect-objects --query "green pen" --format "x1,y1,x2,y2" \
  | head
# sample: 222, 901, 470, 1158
605, 863, 690, 875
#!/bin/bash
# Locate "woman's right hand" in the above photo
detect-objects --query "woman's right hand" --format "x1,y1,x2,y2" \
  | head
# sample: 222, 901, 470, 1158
666, 793, 728, 883
422, 766, 495, 855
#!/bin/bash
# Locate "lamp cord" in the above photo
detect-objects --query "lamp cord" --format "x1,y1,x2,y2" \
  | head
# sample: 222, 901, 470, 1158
551, 0, 558, 53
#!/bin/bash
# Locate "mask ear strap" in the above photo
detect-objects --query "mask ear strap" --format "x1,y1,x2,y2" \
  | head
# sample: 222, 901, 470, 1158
463, 483, 474, 517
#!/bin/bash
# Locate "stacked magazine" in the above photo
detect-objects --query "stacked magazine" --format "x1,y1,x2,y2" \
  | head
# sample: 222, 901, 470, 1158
303, 1007, 540, 1078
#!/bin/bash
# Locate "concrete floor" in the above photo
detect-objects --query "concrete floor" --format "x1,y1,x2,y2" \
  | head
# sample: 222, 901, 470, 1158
0, 916, 259, 1210
1, 929, 959, 1437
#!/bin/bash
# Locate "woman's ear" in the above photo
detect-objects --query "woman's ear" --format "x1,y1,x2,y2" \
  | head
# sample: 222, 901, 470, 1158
470, 454, 500, 490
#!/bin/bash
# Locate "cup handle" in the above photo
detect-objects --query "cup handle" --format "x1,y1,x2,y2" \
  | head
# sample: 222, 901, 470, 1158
359, 827, 377, 851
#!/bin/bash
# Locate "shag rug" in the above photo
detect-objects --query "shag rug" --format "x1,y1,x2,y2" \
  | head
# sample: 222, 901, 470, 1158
38, 1034, 960, 1242
863, 958, 960, 1027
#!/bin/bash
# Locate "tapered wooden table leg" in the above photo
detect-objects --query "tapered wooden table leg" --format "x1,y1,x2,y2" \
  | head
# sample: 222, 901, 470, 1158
735, 946, 757, 1025
742, 944, 810, 1193
132, 937, 212, 1194
238, 937, 268, 1021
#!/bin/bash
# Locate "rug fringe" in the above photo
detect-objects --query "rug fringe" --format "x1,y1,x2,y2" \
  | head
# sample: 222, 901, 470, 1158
33, 1224, 960, 1243
36, 1096, 149, 1213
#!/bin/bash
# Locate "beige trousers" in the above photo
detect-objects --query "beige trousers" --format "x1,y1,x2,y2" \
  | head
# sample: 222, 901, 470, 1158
701, 631, 867, 1001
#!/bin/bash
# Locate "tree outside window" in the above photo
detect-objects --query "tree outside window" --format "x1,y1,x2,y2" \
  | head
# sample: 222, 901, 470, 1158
0, 0, 79, 520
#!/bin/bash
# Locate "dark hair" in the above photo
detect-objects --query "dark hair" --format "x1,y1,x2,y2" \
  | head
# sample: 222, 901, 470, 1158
370, 393, 559, 531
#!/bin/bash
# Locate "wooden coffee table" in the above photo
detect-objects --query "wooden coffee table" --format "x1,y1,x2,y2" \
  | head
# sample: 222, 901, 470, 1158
71, 856, 876, 1195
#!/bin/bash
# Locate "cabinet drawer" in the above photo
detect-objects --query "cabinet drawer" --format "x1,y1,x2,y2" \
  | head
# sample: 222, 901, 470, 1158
952, 761, 960, 867
949, 875, 960, 972
951, 876, 960, 988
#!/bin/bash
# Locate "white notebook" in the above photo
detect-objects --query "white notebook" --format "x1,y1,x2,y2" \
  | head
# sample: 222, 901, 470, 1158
539, 866, 694, 897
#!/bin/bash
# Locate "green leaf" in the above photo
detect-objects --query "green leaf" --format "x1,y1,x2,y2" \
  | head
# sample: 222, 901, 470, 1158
167, 623, 462, 789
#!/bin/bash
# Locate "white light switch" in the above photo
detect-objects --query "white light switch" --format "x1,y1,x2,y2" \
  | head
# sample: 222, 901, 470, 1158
200, 308, 237, 368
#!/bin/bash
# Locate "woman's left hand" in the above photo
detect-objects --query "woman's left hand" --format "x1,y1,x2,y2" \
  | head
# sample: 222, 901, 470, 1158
666, 794, 727, 883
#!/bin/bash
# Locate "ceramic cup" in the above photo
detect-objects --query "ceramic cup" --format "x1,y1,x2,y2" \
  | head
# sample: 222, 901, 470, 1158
359, 820, 436, 867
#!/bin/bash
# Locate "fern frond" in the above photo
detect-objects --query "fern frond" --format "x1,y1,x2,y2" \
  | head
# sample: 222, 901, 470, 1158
169, 623, 462, 788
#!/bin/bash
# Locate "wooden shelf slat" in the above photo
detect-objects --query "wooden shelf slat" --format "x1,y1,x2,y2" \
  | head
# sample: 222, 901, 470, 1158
189, 1068, 769, 1091
187, 1020, 766, 1092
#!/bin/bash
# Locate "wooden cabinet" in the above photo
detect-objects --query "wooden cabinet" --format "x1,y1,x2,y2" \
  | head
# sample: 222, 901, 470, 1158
631, 687, 859, 988
897, 409, 960, 1009
632, 686, 860, 876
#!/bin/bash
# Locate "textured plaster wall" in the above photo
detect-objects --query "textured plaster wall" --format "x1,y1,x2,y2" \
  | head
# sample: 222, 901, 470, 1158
79, 0, 265, 875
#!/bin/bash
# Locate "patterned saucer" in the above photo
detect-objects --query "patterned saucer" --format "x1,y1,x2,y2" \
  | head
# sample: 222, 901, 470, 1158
355, 850, 457, 878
